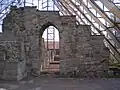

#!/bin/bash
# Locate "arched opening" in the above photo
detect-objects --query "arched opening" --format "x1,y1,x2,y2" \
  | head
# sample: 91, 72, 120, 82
40, 23, 60, 74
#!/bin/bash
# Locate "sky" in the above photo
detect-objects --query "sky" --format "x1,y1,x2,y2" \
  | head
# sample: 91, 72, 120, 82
0, 0, 118, 41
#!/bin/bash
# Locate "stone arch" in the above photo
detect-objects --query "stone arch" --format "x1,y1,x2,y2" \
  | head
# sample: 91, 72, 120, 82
39, 21, 60, 36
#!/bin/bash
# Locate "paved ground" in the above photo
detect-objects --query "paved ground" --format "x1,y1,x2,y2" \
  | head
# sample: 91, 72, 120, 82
0, 75, 120, 90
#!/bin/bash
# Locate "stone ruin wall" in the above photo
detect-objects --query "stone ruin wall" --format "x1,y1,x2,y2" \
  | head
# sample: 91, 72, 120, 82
0, 41, 26, 80
60, 24, 109, 77
0, 6, 109, 80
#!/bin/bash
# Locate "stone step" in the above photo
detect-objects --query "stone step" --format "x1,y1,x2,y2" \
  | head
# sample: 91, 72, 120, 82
41, 68, 60, 74
41, 63, 60, 74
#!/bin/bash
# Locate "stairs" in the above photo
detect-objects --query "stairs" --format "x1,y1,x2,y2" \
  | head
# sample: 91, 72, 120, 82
41, 61, 60, 74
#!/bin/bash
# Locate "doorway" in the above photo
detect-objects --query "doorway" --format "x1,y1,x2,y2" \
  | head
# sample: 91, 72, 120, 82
41, 25, 60, 74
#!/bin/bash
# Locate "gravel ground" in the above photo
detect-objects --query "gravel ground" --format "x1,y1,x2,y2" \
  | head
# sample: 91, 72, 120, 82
0, 76, 120, 90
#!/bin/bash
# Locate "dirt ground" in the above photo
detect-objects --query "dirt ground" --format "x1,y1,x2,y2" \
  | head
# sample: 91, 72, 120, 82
0, 75, 120, 90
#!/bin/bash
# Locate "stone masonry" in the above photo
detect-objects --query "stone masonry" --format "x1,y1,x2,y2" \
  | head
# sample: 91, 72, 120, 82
0, 6, 109, 80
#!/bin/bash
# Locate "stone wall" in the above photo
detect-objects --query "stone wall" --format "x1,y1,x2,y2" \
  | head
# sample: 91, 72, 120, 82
0, 45, 5, 78
0, 41, 26, 80
0, 6, 110, 80
40, 38, 49, 71
60, 25, 109, 78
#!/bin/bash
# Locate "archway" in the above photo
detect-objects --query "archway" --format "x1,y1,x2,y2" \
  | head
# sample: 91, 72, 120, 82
40, 22, 60, 74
